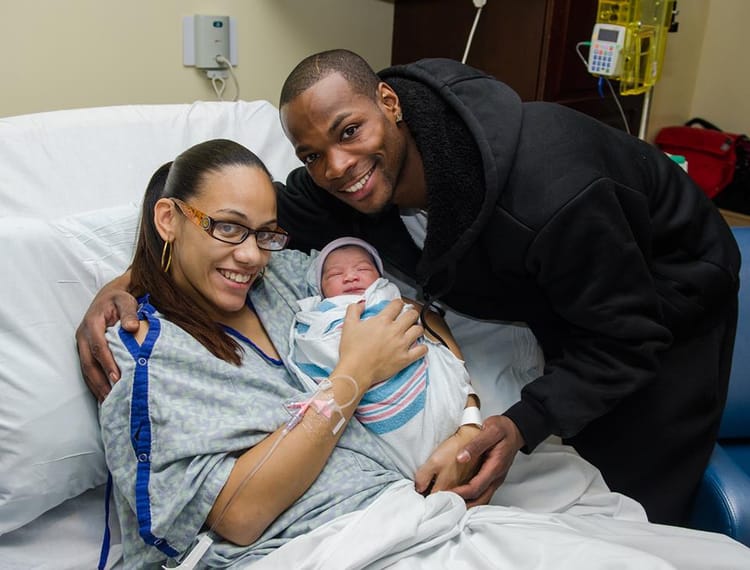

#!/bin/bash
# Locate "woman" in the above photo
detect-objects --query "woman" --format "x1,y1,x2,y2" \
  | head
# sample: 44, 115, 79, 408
100, 139, 429, 568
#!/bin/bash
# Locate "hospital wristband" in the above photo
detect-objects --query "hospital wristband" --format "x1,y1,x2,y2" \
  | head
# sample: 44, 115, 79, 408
460, 406, 482, 428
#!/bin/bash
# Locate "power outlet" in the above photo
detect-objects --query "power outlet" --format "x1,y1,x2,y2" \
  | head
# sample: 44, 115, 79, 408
183, 15, 238, 69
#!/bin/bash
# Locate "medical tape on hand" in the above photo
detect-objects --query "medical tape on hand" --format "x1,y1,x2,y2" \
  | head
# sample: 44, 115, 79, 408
285, 374, 359, 436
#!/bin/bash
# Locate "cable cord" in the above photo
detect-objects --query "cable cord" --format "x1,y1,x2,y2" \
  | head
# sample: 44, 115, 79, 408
574, 41, 630, 135
210, 76, 227, 101
419, 301, 449, 349
215, 55, 240, 102
165, 430, 286, 569
462, 1, 485, 64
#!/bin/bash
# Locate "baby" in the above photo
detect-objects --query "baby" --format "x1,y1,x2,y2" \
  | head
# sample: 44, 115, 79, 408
288, 237, 481, 480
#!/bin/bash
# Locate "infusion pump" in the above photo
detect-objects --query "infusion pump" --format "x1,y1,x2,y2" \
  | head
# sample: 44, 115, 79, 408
587, 24, 627, 77
587, 0, 678, 95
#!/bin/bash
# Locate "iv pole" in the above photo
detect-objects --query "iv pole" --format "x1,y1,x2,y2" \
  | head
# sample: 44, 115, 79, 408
638, 87, 652, 140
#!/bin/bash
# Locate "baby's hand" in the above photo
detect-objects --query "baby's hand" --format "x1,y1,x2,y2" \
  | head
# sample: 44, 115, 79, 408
414, 425, 482, 495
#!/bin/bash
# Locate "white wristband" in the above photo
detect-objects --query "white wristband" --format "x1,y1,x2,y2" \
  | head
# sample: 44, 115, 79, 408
460, 406, 482, 428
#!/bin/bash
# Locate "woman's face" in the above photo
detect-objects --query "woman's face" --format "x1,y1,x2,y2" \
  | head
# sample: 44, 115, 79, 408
167, 165, 277, 323
321, 245, 380, 298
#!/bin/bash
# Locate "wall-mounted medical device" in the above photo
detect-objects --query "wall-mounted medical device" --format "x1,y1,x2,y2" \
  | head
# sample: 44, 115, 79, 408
588, 0, 678, 95
183, 15, 240, 101
183, 15, 238, 69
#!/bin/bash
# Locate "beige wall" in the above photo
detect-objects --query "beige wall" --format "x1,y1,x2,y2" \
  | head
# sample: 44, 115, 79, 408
2, 0, 747, 140
647, 0, 708, 139
649, 0, 748, 139
690, 0, 750, 135
0, 0, 394, 118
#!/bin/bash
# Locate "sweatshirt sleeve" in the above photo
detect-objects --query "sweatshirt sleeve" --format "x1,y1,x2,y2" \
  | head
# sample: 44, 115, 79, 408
503, 179, 673, 451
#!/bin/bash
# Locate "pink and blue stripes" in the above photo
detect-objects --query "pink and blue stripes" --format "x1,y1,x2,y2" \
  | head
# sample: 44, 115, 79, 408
355, 355, 429, 435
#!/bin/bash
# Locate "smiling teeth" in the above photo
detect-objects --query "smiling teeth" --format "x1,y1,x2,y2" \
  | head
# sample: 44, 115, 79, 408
220, 270, 251, 284
342, 169, 373, 193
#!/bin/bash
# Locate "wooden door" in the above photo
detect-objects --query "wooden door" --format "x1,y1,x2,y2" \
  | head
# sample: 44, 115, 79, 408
391, 0, 643, 134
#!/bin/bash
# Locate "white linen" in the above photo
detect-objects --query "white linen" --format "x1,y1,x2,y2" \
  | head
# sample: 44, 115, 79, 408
0, 100, 297, 565
0, 204, 138, 534
0, 486, 122, 569
0, 100, 299, 219
248, 479, 750, 570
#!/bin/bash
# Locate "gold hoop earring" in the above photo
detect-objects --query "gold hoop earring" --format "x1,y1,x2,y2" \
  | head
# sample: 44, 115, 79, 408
395, 110, 403, 123
161, 240, 173, 273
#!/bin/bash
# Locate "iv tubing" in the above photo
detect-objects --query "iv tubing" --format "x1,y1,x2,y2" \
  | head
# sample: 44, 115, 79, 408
166, 428, 290, 570
166, 375, 360, 569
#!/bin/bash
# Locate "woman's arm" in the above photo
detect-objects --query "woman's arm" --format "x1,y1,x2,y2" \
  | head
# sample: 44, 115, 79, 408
208, 299, 426, 546
75, 269, 138, 401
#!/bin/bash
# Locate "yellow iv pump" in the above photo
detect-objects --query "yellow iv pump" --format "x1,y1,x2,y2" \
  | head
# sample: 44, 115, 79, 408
588, 0, 678, 96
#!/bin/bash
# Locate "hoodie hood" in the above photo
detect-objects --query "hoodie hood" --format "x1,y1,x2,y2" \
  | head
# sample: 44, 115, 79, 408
379, 58, 523, 294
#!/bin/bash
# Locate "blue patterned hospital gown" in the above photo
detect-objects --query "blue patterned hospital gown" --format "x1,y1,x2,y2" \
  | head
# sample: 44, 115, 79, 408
100, 250, 403, 569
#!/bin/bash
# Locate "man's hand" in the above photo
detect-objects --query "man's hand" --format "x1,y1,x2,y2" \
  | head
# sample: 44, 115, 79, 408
448, 415, 524, 507
75, 279, 139, 402
414, 425, 482, 495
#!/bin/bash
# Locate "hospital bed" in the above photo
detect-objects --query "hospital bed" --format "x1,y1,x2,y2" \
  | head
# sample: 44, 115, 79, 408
0, 100, 301, 569
0, 100, 748, 569
0, 99, 540, 568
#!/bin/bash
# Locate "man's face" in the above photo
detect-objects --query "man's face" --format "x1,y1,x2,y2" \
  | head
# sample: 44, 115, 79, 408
280, 73, 407, 215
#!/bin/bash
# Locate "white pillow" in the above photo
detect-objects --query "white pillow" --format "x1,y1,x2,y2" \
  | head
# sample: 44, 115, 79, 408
0, 203, 139, 534
0, 100, 299, 219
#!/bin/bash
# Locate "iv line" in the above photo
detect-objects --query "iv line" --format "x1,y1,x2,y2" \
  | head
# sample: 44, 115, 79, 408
165, 375, 360, 569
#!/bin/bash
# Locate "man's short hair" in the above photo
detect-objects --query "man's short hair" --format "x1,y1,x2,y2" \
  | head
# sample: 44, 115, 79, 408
280, 49, 381, 108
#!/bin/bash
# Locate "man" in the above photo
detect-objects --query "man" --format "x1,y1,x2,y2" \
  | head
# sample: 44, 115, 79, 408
78, 49, 739, 526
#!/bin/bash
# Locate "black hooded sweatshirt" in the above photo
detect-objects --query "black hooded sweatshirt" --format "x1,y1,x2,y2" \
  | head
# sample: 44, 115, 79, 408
275, 58, 740, 455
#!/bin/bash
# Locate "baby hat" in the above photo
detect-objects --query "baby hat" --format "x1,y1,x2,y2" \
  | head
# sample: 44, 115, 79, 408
314, 237, 384, 293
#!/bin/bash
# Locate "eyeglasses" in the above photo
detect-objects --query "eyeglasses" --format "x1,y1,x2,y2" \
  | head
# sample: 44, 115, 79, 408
171, 198, 290, 251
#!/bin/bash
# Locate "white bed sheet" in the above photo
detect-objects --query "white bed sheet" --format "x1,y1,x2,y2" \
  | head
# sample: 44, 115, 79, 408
250, 479, 750, 570
0, 486, 122, 570
0, 100, 297, 569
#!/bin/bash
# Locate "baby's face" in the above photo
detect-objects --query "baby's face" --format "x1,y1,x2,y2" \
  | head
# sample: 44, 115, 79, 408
321, 246, 380, 298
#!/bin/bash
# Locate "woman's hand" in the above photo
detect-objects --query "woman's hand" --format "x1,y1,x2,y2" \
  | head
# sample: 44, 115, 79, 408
75, 273, 139, 402
338, 299, 426, 389
414, 425, 482, 495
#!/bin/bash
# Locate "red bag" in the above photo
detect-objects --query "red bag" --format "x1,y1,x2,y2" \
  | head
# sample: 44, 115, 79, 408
655, 118, 746, 199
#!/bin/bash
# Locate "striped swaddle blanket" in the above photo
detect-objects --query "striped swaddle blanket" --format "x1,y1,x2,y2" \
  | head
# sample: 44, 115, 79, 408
288, 278, 471, 477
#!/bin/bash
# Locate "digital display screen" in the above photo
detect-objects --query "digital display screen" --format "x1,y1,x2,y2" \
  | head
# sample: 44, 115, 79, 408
598, 28, 620, 42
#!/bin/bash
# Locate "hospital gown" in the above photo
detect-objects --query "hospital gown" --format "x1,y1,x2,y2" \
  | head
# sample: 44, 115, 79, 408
100, 250, 402, 568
